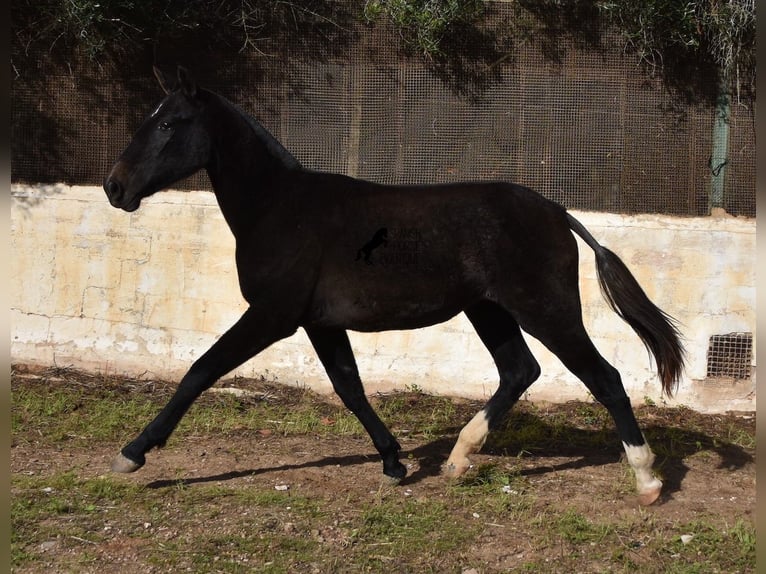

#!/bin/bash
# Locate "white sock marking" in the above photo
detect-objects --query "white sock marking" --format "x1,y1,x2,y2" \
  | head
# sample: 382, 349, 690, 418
446, 409, 490, 472
622, 441, 662, 496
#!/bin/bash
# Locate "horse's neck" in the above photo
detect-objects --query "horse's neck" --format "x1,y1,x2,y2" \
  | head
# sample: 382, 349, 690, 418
233, 103, 301, 170
205, 93, 300, 235
209, 93, 300, 171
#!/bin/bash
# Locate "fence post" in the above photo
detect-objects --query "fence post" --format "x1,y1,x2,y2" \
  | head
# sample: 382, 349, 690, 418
709, 77, 730, 212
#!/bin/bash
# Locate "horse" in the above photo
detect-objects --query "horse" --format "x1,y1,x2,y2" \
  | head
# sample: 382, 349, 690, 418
104, 66, 684, 506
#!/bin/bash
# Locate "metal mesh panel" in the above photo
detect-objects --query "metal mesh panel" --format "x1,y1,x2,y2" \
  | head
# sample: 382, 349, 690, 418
281, 62, 352, 175
11, 19, 755, 217
725, 103, 757, 217
706, 333, 753, 380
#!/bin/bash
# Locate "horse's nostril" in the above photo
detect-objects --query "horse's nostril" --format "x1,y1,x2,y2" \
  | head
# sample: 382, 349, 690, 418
105, 178, 122, 199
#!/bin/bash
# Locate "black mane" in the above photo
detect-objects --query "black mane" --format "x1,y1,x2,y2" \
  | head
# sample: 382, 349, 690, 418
214, 92, 302, 171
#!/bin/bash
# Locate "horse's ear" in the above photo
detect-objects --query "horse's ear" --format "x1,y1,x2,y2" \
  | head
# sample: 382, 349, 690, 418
153, 65, 173, 95
176, 66, 197, 98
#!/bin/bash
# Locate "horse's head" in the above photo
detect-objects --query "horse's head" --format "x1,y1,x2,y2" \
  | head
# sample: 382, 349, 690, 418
104, 66, 211, 212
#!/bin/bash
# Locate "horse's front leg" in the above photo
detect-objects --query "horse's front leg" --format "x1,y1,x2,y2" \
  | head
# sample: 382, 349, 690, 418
305, 326, 407, 481
111, 306, 297, 473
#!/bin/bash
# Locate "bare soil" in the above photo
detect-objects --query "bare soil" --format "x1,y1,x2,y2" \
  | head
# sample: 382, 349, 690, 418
11, 366, 756, 573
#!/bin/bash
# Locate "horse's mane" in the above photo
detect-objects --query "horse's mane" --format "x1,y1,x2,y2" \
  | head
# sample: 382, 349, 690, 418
212, 91, 302, 170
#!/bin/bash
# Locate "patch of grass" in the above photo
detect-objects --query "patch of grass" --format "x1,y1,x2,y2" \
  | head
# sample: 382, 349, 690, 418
660, 519, 756, 573
487, 404, 615, 456
155, 525, 322, 572
13, 471, 145, 512
179, 529, 319, 573
12, 381, 170, 445
552, 508, 614, 544
176, 392, 361, 438
12, 371, 367, 449
456, 462, 512, 488
450, 463, 533, 518
574, 401, 611, 428
11, 471, 146, 567
352, 496, 478, 570
11, 366, 756, 573
375, 390, 459, 439
726, 424, 757, 449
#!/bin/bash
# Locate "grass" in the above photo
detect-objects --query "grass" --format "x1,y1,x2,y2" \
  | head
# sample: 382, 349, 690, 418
11, 369, 365, 448
353, 496, 477, 570
11, 472, 145, 565
11, 366, 756, 573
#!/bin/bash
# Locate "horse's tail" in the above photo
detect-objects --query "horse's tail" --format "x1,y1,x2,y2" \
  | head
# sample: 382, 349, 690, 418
566, 213, 685, 397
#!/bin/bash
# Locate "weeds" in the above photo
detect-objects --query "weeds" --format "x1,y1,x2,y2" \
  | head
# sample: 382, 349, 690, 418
552, 508, 614, 544
11, 366, 755, 573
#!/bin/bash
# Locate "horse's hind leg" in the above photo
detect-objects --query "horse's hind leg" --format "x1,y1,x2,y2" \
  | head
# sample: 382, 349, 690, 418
445, 301, 541, 477
305, 326, 407, 480
520, 311, 663, 505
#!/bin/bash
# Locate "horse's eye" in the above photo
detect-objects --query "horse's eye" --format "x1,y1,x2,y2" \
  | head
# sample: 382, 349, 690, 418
158, 121, 172, 131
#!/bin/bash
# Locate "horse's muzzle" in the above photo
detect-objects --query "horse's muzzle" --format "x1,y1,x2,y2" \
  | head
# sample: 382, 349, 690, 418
103, 177, 140, 212
104, 178, 123, 204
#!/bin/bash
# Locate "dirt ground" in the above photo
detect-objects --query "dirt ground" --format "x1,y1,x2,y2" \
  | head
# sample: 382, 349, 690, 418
11, 367, 757, 573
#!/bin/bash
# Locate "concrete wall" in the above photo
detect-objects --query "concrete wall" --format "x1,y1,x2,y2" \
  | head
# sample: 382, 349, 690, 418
11, 184, 756, 413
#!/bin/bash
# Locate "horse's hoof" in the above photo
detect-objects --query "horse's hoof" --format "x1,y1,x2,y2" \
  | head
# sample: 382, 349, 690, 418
382, 450, 407, 481
382, 474, 403, 487
111, 452, 143, 473
637, 487, 662, 506
442, 461, 472, 478
383, 461, 407, 483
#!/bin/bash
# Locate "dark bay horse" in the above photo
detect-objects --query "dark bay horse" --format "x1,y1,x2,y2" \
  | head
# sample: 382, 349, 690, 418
104, 66, 684, 505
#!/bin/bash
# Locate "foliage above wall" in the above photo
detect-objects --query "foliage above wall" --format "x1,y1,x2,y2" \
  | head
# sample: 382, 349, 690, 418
597, 0, 756, 101
11, 1, 357, 68
11, 0, 755, 103
362, 0, 487, 57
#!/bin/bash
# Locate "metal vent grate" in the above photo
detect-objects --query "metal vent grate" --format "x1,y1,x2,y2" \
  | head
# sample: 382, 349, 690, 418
706, 333, 753, 379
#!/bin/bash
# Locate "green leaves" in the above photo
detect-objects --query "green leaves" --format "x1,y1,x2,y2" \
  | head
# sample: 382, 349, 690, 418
363, 0, 486, 57
597, 0, 755, 96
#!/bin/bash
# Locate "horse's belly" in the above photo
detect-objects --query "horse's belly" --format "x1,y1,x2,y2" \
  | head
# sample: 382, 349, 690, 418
306, 276, 473, 332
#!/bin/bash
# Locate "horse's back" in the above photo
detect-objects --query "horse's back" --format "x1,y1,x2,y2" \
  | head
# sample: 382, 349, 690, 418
288, 170, 579, 331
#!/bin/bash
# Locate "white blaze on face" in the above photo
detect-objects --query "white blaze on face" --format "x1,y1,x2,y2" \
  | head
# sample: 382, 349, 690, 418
622, 441, 662, 498
150, 101, 165, 118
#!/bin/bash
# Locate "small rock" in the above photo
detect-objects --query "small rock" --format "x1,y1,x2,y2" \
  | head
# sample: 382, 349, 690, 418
40, 541, 58, 552
462, 569, 480, 574
275, 484, 290, 491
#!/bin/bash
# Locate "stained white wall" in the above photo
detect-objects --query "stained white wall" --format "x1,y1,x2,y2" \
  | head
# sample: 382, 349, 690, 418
11, 184, 755, 413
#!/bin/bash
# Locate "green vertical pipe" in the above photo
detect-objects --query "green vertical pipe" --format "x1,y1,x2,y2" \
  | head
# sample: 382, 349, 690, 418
710, 78, 730, 210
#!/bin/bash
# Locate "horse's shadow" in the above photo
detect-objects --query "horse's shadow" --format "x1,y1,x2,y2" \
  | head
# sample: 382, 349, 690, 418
145, 412, 753, 504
